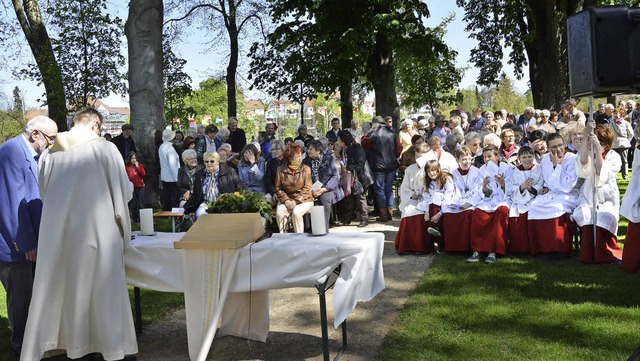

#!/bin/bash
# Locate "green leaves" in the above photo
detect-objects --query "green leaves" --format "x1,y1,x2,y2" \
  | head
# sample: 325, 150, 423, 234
163, 37, 193, 129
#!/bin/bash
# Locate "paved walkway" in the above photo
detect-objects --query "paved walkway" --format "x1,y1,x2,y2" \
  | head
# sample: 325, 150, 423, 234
135, 219, 435, 360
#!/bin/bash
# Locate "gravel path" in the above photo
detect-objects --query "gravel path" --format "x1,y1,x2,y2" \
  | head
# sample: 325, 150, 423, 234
135, 220, 434, 360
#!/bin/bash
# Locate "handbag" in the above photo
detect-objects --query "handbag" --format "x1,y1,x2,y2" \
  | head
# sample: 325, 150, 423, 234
341, 167, 352, 197
352, 170, 365, 196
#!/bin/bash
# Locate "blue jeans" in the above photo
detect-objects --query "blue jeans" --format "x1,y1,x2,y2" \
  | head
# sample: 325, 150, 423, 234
373, 170, 396, 208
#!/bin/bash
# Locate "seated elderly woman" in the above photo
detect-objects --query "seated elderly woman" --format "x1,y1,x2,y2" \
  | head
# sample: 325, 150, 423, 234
275, 144, 314, 233
217, 142, 238, 171
183, 151, 244, 218
238, 143, 267, 195
302, 139, 344, 229
214, 127, 230, 149
177, 149, 203, 207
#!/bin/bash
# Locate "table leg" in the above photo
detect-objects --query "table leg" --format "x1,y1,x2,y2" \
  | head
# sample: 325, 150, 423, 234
134, 287, 142, 334
171, 217, 176, 233
318, 287, 330, 361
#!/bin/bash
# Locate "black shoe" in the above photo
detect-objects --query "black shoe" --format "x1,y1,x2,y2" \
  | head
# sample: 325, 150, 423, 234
358, 219, 368, 227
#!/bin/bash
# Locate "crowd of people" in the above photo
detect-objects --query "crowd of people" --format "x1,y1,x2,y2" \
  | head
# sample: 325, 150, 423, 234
3, 97, 640, 360
395, 99, 640, 271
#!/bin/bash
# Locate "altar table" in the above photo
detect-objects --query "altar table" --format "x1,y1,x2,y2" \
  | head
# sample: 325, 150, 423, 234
124, 231, 385, 360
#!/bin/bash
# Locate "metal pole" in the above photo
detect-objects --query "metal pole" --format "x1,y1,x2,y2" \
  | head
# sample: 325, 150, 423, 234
589, 96, 597, 262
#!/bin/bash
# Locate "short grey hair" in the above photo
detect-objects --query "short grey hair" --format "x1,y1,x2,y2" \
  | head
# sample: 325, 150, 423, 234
217, 143, 232, 154
464, 131, 481, 145
270, 138, 285, 151
203, 151, 219, 162
182, 149, 197, 162
218, 127, 230, 138
24, 116, 57, 135
483, 133, 501, 148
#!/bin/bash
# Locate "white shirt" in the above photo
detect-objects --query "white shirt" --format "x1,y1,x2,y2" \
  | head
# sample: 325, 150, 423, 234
159, 141, 179, 182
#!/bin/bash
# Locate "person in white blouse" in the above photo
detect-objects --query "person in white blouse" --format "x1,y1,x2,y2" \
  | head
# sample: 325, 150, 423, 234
620, 147, 640, 271
417, 160, 455, 253
394, 143, 432, 254
442, 146, 482, 252
527, 133, 579, 257
468, 145, 512, 263
573, 122, 623, 264
506, 146, 544, 254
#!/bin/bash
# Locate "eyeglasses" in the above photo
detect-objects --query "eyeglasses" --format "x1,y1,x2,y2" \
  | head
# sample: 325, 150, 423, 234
35, 129, 56, 144
204, 160, 217, 164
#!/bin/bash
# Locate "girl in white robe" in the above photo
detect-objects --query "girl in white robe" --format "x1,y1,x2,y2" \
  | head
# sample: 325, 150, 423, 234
442, 146, 482, 252
573, 124, 623, 264
468, 145, 512, 263
394, 144, 432, 254
506, 146, 544, 253
527, 133, 579, 256
417, 160, 455, 253
620, 148, 640, 271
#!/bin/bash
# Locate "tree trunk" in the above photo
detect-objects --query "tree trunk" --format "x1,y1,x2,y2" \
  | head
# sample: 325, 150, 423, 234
125, 0, 165, 207
226, 14, 239, 118
339, 80, 353, 130
12, 0, 67, 130
369, 33, 400, 130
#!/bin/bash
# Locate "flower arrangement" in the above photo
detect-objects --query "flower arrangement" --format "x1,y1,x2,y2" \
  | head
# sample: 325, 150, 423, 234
206, 191, 273, 225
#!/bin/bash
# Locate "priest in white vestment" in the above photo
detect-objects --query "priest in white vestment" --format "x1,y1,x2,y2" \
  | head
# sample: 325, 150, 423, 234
573, 124, 623, 264
21, 108, 137, 361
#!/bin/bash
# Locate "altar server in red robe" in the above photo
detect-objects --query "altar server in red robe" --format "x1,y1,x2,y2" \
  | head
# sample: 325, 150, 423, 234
573, 123, 623, 264
527, 133, 579, 257
395, 143, 432, 254
467, 145, 512, 263
442, 146, 482, 252
621, 147, 640, 271
417, 160, 455, 253
506, 146, 543, 253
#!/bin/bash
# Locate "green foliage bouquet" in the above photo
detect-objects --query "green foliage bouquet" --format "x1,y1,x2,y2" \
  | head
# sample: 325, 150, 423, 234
206, 191, 273, 225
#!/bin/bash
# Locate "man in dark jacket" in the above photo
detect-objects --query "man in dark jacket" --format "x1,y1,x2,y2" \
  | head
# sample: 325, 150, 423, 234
325, 117, 341, 144
227, 117, 246, 155
303, 139, 344, 230
362, 115, 401, 222
111, 124, 136, 161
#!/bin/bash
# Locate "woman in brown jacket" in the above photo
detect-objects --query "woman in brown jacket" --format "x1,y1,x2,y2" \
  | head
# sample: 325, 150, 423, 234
275, 144, 314, 232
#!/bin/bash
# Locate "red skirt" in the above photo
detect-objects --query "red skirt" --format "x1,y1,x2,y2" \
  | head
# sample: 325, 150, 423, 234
443, 210, 472, 252
528, 214, 574, 255
623, 221, 640, 272
394, 214, 433, 254
470, 206, 508, 255
580, 226, 622, 264
509, 213, 529, 254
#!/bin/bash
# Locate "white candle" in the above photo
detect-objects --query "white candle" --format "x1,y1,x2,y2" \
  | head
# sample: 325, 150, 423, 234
310, 206, 327, 235
140, 208, 154, 235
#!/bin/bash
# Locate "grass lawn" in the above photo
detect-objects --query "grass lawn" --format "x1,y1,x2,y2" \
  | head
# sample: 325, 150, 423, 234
378, 173, 640, 360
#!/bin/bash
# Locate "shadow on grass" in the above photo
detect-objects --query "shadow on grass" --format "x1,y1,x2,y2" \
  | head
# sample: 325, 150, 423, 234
378, 254, 640, 360
0, 315, 11, 361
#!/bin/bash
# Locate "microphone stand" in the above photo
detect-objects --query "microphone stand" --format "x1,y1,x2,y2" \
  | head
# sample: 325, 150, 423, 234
588, 97, 597, 263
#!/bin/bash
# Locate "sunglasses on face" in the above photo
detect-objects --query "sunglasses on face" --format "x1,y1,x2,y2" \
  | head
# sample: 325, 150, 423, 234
204, 160, 217, 164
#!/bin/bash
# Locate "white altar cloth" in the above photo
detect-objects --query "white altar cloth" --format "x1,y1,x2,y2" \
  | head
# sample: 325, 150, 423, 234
124, 231, 385, 360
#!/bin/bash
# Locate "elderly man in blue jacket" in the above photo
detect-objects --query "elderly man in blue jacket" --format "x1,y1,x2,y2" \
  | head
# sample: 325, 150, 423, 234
0, 115, 57, 357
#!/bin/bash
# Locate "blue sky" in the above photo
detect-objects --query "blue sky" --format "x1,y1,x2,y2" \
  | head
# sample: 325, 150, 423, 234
0, 1, 529, 109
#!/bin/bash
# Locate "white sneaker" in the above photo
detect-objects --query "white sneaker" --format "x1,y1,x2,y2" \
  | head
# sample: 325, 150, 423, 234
466, 252, 480, 262
485, 252, 497, 264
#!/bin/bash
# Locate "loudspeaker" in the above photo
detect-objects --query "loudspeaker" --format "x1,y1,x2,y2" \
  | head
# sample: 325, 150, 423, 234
567, 6, 640, 97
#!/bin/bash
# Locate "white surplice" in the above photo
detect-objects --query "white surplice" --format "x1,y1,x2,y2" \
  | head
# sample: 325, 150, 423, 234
573, 150, 621, 235
443, 167, 483, 214
416, 177, 455, 213
398, 163, 426, 219
21, 127, 137, 361
424, 149, 458, 174
621, 148, 640, 222
475, 161, 512, 212
506, 165, 544, 217
528, 152, 579, 220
